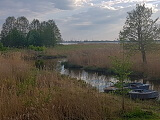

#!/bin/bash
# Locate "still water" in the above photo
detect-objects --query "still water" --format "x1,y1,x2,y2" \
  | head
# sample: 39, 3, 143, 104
57, 63, 160, 100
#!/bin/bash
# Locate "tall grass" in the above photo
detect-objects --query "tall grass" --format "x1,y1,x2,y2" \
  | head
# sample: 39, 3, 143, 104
0, 50, 159, 119
67, 44, 122, 68
0, 51, 122, 119
64, 44, 160, 78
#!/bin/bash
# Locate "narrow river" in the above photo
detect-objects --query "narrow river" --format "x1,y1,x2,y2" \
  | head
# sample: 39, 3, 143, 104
56, 62, 160, 100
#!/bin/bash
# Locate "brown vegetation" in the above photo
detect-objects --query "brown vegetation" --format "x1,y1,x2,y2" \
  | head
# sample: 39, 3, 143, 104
0, 48, 159, 119
65, 44, 160, 78
0, 50, 128, 119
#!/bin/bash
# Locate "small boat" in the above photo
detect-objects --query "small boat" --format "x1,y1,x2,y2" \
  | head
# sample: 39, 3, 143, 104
124, 82, 149, 90
129, 89, 159, 99
104, 82, 149, 93
104, 86, 118, 93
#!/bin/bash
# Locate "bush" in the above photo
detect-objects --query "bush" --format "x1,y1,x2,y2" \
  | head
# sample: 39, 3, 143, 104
0, 42, 7, 51
35, 60, 44, 70
28, 45, 46, 51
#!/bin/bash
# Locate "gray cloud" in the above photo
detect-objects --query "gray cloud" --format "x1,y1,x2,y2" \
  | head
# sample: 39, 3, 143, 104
0, 0, 74, 29
0, 0, 76, 20
52, 0, 75, 10
57, 6, 134, 40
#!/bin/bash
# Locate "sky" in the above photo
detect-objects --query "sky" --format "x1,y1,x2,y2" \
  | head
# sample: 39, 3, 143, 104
0, 0, 160, 41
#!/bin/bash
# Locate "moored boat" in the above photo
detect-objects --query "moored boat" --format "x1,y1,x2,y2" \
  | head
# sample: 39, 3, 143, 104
124, 82, 149, 90
104, 82, 149, 93
129, 89, 159, 99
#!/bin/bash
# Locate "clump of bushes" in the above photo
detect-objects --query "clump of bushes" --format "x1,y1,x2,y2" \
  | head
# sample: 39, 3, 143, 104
0, 42, 7, 51
28, 45, 46, 51
35, 60, 44, 69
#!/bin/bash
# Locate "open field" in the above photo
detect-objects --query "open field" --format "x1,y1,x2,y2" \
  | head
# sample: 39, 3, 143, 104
0, 47, 160, 119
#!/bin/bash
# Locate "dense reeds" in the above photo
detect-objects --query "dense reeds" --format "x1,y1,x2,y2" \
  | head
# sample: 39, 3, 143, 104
0, 48, 159, 119
64, 44, 160, 78
0, 51, 127, 119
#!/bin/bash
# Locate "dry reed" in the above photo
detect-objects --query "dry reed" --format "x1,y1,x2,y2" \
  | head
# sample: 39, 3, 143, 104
66, 44, 160, 78
0, 49, 159, 120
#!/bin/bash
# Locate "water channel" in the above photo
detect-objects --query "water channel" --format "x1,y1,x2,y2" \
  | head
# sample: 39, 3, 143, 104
56, 61, 160, 100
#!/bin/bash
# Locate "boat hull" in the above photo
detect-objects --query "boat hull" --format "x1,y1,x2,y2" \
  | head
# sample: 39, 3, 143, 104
104, 82, 149, 93
129, 89, 159, 99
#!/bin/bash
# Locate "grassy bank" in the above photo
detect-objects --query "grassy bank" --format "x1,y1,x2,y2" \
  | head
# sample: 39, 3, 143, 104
0, 48, 159, 119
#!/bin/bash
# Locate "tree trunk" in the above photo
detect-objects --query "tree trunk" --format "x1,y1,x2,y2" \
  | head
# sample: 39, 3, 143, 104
122, 86, 125, 113
141, 50, 148, 81
141, 50, 147, 64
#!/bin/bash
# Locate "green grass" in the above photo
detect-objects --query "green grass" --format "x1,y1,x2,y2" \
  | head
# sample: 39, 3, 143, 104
122, 108, 158, 120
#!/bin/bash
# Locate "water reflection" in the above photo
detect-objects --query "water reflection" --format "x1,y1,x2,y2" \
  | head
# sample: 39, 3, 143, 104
59, 65, 117, 92
57, 64, 160, 100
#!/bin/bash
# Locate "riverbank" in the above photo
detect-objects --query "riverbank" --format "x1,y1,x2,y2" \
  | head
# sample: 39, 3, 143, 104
0, 48, 160, 119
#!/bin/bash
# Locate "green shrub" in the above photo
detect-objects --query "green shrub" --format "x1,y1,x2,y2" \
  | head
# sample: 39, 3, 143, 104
0, 42, 7, 51
28, 45, 46, 51
35, 60, 44, 70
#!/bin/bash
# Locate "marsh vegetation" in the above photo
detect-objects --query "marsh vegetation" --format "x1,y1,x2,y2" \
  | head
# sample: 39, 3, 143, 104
0, 46, 159, 120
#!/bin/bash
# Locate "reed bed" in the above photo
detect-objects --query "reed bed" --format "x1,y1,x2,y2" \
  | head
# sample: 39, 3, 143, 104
64, 44, 160, 78
0, 51, 132, 119
0, 49, 159, 119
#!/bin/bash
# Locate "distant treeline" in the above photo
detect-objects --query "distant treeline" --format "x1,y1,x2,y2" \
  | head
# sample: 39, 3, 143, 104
0, 16, 62, 48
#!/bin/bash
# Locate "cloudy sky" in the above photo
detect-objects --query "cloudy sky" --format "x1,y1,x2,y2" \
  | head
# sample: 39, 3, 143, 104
0, 0, 160, 41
